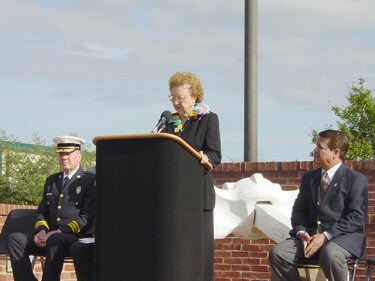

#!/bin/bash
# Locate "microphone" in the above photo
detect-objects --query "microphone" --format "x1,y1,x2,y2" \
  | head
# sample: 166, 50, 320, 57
151, 110, 172, 133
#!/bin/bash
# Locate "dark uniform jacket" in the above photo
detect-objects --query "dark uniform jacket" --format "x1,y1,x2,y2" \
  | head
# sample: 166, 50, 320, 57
291, 164, 368, 258
35, 167, 95, 236
163, 111, 221, 210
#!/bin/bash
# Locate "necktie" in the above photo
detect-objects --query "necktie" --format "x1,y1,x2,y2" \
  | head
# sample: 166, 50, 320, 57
320, 171, 329, 200
63, 176, 69, 188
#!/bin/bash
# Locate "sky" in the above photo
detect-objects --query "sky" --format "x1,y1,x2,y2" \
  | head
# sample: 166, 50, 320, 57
1, 0, 375, 162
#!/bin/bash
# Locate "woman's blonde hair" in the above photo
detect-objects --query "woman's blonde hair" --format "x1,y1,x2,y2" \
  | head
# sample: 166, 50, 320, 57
169, 71, 204, 103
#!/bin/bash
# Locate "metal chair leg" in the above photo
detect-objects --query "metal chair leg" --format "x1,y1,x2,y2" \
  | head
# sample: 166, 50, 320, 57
365, 258, 375, 281
366, 265, 372, 281
350, 259, 358, 281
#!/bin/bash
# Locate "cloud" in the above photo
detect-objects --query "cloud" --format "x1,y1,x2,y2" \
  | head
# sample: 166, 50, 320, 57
0, 0, 374, 161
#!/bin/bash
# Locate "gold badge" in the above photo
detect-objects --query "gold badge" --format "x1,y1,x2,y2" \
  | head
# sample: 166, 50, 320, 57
76, 186, 82, 195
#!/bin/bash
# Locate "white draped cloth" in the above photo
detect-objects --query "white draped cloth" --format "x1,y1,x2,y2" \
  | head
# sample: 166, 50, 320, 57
213, 173, 299, 243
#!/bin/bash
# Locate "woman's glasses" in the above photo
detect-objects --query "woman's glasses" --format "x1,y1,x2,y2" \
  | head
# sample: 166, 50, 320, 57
168, 95, 191, 102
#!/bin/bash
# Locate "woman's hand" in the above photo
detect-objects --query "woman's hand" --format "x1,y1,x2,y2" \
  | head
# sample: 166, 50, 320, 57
199, 151, 209, 165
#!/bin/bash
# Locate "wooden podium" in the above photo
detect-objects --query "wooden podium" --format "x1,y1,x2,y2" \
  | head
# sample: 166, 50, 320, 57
93, 133, 210, 281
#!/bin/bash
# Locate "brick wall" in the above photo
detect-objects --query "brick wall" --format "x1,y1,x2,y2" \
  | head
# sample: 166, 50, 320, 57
213, 160, 375, 281
0, 160, 373, 281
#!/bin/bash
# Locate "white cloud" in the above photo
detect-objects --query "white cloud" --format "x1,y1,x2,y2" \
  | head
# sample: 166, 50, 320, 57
0, 0, 374, 161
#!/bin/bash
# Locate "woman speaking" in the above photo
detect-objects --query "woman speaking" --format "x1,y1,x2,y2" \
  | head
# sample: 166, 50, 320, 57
162, 71, 222, 281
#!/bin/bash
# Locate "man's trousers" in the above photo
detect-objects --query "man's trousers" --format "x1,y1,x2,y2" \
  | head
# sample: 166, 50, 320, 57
7, 232, 78, 281
269, 237, 354, 281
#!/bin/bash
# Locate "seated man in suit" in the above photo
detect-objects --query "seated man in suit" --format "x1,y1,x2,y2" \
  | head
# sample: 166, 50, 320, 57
8, 135, 95, 281
269, 129, 368, 281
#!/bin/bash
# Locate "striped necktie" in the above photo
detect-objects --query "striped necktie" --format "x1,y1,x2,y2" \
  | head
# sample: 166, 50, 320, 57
320, 171, 329, 200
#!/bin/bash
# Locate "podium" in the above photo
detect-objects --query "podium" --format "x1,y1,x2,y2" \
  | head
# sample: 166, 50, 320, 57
93, 133, 210, 281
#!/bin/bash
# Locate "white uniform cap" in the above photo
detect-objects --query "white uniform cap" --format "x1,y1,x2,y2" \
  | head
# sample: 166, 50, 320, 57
53, 135, 86, 153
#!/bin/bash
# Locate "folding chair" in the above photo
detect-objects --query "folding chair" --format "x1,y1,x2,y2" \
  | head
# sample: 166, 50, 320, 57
295, 258, 359, 281
0, 208, 38, 269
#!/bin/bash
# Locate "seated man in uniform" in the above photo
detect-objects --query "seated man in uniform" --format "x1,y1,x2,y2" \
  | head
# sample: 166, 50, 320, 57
8, 135, 95, 281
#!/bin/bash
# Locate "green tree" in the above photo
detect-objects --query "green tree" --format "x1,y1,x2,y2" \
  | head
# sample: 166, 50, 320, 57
0, 131, 96, 205
311, 78, 375, 160
0, 131, 57, 204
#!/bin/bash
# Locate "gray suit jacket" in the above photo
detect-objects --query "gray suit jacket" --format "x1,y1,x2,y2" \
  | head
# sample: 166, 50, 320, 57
291, 164, 368, 258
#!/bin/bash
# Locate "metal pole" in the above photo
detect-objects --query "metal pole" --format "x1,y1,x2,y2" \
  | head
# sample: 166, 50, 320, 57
244, 0, 258, 162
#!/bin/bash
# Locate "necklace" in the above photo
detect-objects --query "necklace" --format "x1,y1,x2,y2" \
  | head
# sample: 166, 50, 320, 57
169, 103, 211, 133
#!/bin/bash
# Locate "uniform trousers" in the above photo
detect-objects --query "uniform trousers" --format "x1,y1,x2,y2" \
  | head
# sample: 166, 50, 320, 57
7, 232, 78, 281
70, 241, 94, 281
269, 237, 353, 281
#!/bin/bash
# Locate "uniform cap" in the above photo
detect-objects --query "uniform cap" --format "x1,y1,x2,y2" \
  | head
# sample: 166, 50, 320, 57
53, 136, 86, 153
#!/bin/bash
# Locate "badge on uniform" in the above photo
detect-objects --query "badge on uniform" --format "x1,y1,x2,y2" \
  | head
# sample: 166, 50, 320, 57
76, 186, 82, 195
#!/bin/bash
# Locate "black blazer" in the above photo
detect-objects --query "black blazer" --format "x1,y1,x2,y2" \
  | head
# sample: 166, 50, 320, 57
163, 111, 222, 210
291, 164, 368, 258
